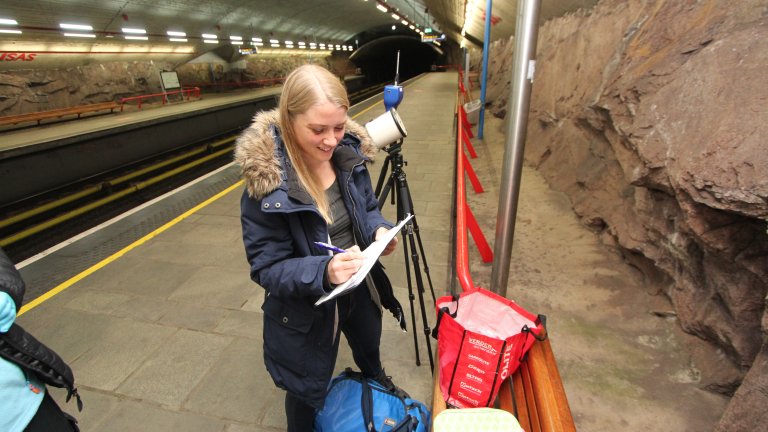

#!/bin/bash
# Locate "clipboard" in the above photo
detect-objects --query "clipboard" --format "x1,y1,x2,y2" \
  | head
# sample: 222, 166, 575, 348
315, 214, 413, 306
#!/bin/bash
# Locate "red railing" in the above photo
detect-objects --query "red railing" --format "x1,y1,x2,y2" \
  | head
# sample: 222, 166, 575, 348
120, 87, 201, 111
455, 77, 493, 293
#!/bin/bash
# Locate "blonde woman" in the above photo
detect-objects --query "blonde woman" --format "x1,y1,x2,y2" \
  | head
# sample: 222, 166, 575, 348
236, 64, 406, 430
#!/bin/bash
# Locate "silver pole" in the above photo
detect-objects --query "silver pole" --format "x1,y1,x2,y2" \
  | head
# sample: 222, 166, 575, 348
464, 49, 470, 92
490, 0, 541, 296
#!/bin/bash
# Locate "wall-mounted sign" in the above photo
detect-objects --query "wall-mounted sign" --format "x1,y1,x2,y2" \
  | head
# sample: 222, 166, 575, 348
421, 34, 445, 44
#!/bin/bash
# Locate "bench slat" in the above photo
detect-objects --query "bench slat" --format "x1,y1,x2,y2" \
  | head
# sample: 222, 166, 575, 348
0, 101, 119, 126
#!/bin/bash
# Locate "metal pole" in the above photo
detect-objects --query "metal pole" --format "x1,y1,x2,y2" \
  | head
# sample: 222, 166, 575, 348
463, 48, 470, 92
490, 0, 541, 296
477, 0, 492, 139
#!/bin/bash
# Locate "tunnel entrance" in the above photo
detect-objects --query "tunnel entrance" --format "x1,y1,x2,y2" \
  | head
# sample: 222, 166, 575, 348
350, 34, 443, 84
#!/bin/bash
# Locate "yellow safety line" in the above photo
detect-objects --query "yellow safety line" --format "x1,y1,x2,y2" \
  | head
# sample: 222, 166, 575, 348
18, 102, 381, 315
18, 180, 244, 315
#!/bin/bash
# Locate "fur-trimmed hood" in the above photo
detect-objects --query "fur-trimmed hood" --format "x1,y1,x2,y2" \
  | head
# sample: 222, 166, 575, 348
234, 108, 377, 199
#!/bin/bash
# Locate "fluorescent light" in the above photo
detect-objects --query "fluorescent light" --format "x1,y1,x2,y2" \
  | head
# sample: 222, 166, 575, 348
169, 38, 187, 42
401, 20, 408, 25
409, 25, 415, 29
252, 37, 262, 42
124, 35, 148, 40
202, 33, 217, 39
391, 13, 400, 20
0, 18, 19, 25
376, 4, 388, 12
391, 25, 396, 30
122, 27, 146, 34
335, 44, 341, 50
230, 35, 242, 40
0, 29, 21, 34
254, 42, 264, 46
203, 39, 218, 44
309, 43, 317, 48
63, 32, 96, 38
231, 41, 243, 45
319, 44, 326, 49
60, 23, 93, 31
167, 31, 186, 37
270, 43, 280, 47
284, 40, 293, 44
269, 39, 279, 44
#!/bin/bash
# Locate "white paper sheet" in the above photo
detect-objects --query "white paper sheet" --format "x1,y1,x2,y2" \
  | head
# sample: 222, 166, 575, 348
315, 214, 413, 306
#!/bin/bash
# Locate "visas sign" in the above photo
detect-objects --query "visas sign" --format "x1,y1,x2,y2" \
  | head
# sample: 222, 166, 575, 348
421, 33, 445, 44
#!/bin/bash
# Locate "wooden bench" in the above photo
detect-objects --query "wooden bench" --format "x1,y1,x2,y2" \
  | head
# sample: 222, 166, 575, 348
0, 101, 120, 127
432, 333, 576, 432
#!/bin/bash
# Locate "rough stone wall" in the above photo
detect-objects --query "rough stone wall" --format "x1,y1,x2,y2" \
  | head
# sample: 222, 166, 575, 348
0, 54, 338, 116
483, 0, 768, 429
0, 61, 173, 115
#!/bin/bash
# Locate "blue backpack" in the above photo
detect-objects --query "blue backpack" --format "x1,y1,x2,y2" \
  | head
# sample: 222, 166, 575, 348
315, 369, 431, 432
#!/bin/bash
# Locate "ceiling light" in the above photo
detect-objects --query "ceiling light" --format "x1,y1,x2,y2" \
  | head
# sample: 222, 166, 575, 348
203, 39, 218, 44
60, 23, 93, 31
254, 42, 264, 46
124, 35, 148, 40
270, 43, 280, 47
230, 35, 242, 41
335, 44, 341, 50
63, 32, 96, 38
167, 31, 186, 37
202, 33, 217, 39
284, 40, 293, 44
122, 27, 146, 34
231, 41, 243, 45
319, 43, 326, 49
391, 13, 400, 20
252, 37, 262, 42
269, 39, 279, 44
391, 25, 396, 30
401, 20, 408, 25
376, 4, 388, 12
0, 29, 21, 34
409, 25, 415, 29
0, 18, 19, 25
169, 38, 187, 42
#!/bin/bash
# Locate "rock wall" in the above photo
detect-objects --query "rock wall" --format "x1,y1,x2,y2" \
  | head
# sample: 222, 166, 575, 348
0, 54, 340, 116
482, 0, 768, 429
0, 61, 174, 115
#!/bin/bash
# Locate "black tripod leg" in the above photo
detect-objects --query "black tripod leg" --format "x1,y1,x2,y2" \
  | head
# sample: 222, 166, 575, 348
405, 196, 437, 305
375, 153, 392, 198
395, 184, 420, 366
396, 174, 434, 371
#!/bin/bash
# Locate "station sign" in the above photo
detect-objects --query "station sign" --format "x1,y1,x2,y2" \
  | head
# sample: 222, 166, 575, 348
421, 33, 445, 44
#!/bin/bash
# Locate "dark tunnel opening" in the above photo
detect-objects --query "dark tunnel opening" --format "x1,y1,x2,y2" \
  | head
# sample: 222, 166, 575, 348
349, 35, 444, 84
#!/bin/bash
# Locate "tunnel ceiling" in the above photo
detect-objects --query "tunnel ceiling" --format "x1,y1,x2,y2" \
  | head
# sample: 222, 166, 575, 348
1, 0, 599, 53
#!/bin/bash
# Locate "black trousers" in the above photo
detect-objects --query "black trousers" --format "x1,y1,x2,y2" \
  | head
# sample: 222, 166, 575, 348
284, 283, 384, 431
25, 391, 78, 432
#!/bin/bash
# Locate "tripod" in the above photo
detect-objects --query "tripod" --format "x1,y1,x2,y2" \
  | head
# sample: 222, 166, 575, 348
375, 140, 437, 370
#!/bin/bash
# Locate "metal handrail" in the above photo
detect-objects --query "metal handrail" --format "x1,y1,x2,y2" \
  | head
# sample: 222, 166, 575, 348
119, 87, 201, 111
455, 92, 475, 293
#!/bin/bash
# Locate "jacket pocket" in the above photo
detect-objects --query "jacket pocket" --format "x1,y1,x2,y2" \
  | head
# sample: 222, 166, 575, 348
262, 297, 315, 377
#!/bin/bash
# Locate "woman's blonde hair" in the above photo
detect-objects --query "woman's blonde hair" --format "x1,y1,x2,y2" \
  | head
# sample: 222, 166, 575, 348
279, 64, 350, 224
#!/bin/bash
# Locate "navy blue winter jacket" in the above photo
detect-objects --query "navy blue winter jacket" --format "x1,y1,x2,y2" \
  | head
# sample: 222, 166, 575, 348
235, 109, 403, 407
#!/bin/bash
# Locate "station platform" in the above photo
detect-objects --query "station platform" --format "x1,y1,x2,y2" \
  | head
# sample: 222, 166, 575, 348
14, 72, 456, 431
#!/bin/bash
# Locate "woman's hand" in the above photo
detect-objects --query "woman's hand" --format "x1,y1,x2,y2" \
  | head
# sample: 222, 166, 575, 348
326, 245, 364, 285
375, 227, 399, 256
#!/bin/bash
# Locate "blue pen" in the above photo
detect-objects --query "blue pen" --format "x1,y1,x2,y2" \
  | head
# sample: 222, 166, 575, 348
314, 241, 347, 254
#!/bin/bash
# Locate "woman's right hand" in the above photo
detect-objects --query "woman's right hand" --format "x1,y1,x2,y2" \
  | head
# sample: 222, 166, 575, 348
326, 245, 364, 285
